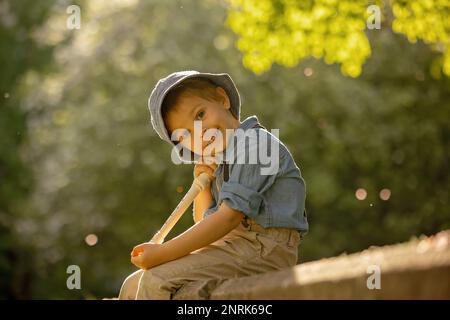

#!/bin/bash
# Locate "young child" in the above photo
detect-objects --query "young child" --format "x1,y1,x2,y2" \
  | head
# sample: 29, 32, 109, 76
118, 70, 308, 300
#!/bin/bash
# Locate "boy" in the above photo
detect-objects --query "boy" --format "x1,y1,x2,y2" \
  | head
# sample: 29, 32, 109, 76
119, 70, 308, 299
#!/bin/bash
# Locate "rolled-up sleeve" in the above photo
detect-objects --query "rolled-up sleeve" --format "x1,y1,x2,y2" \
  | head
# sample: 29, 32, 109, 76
218, 157, 283, 219
219, 181, 265, 219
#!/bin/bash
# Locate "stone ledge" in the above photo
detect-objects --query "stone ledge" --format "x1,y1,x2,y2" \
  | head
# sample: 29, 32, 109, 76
183, 230, 450, 299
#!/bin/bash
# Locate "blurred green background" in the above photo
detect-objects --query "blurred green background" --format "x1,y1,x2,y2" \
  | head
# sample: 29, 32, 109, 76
0, 0, 449, 299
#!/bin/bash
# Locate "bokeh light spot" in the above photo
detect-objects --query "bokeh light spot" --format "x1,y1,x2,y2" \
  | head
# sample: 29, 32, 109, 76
379, 188, 391, 201
355, 188, 367, 200
304, 67, 314, 77
85, 234, 98, 246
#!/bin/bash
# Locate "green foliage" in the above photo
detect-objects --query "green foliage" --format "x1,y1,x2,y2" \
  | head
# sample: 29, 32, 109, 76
226, 0, 373, 77
226, 0, 450, 78
0, 0, 57, 299
392, 0, 450, 77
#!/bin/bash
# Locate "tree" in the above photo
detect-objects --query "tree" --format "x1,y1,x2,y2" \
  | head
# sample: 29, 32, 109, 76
225, 0, 450, 78
0, 0, 57, 299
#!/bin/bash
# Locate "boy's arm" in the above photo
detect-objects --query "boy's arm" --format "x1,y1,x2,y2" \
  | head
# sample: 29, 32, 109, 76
162, 202, 245, 262
193, 186, 214, 224
131, 203, 245, 269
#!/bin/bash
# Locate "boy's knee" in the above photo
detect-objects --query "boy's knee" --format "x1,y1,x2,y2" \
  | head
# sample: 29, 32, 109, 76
118, 269, 144, 300
135, 269, 174, 300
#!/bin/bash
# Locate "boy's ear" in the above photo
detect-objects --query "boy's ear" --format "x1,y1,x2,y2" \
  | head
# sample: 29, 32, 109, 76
215, 86, 231, 110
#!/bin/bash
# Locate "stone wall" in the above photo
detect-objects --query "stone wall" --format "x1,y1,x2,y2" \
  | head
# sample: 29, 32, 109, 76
177, 230, 450, 299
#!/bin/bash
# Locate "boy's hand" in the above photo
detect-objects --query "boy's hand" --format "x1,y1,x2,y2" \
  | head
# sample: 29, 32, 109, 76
130, 242, 165, 270
194, 162, 217, 187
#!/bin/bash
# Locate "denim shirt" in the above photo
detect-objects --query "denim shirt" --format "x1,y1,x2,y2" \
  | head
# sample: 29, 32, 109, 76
203, 115, 309, 234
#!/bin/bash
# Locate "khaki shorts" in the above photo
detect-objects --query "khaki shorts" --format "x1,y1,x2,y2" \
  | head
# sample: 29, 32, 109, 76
119, 218, 301, 300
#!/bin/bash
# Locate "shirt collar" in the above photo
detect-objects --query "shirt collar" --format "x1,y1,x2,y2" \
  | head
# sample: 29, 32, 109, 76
239, 115, 260, 131
213, 115, 261, 176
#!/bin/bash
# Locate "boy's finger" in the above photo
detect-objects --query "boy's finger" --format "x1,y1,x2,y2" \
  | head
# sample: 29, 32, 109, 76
133, 243, 145, 250
131, 249, 141, 257
202, 163, 217, 173
131, 244, 146, 257
133, 243, 147, 252
205, 163, 218, 171
195, 168, 213, 180
130, 255, 142, 268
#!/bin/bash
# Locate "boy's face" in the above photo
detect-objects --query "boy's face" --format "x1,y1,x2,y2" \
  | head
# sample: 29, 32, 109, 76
165, 86, 240, 158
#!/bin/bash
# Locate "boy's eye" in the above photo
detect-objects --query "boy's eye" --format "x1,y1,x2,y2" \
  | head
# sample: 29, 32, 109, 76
195, 110, 205, 120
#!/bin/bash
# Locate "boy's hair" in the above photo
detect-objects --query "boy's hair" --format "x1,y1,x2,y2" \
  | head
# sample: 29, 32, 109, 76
161, 78, 223, 135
